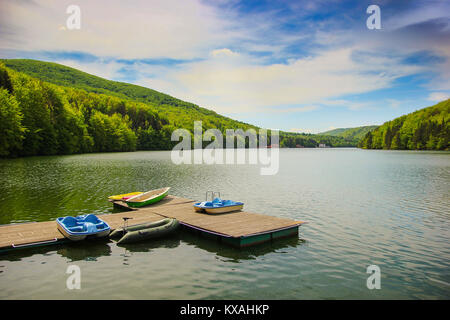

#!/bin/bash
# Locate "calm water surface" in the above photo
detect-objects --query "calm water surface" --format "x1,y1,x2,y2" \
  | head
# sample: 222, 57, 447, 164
0, 149, 449, 299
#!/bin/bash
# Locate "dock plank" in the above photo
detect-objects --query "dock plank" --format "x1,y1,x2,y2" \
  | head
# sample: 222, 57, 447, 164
100, 211, 166, 230
144, 201, 304, 238
0, 221, 64, 248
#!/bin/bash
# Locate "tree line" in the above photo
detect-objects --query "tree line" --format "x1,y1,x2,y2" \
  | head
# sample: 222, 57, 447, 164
358, 100, 449, 150
0, 64, 175, 157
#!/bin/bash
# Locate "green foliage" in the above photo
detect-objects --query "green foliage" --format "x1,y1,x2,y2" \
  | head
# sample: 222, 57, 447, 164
88, 111, 136, 152
279, 131, 356, 148
358, 100, 450, 150
12, 73, 59, 155
0, 88, 25, 156
320, 125, 379, 143
0, 67, 13, 93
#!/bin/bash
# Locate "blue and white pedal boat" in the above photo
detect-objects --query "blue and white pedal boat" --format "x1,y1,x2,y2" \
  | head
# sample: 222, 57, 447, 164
56, 214, 111, 241
194, 197, 244, 214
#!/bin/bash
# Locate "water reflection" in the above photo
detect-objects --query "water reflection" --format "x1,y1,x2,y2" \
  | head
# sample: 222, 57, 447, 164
0, 245, 62, 262
116, 236, 181, 252
116, 236, 182, 266
0, 239, 112, 262
57, 240, 112, 262
179, 229, 305, 262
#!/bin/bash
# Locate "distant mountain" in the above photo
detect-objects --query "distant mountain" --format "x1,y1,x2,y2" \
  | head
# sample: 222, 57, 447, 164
358, 100, 449, 150
319, 128, 348, 136
320, 126, 379, 141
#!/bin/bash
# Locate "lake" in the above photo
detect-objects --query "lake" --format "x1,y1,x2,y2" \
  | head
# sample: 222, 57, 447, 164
0, 148, 449, 299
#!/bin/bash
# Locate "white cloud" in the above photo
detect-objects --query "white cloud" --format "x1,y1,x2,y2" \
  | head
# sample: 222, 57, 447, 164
53, 59, 124, 80
166, 48, 421, 113
383, 2, 450, 30
43, 46, 422, 115
322, 99, 376, 111
211, 48, 239, 58
274, 105, 319, 113
386, 99, 402, 109
427, 92, 450, 101
289, 128, 318, 134
0, 0, 234, 59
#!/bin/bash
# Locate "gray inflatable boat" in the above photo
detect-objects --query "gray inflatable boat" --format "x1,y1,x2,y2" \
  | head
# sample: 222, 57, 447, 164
110, 218, 180, 244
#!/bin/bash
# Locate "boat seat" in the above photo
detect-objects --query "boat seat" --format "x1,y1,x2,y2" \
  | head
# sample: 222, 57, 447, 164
95, 222, 107, 230
83, 214, 100, 224
61, 216, 78, 227
67, 226, 85, 232
200, 201, 213, 207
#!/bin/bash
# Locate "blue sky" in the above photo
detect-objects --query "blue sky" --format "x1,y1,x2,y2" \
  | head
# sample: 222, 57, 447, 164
1, 0, 449, 133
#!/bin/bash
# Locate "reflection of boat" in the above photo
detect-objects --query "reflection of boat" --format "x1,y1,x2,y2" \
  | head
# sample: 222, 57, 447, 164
110, 218, 180, 244
194, 197, 244, 214
125, 187, 170, 208
108, 192, 143, 201
57, 242, 112, 262
119, 237, 181, 253
56, 214, 110, 241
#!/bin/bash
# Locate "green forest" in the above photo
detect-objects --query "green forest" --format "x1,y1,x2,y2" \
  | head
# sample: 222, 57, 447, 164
320, 125, 379, 143
358, 99, 449, 150
278, 131, 356, 148
0, 59, 358, 158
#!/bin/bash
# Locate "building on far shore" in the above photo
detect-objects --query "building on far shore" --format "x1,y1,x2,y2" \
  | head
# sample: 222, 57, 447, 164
296, 144, 304, 148
318, 143, 327, 148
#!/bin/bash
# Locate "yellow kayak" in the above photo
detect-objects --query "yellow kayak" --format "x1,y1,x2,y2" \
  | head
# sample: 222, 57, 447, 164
108, 192, 143, 201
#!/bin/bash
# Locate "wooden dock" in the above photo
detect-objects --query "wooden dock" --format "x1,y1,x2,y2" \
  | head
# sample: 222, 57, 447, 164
0, 195, 305, 253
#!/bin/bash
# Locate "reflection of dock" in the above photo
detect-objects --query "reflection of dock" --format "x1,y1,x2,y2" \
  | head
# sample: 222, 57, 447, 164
180, 230, 304, 261
0, 196, 305, 253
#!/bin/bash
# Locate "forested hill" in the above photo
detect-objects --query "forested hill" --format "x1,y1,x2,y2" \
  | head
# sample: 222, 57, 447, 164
320, 125, 379, 142
0, 59, 357, 158
1, 59, 255, 131
358, 100, 449, 150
